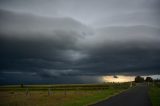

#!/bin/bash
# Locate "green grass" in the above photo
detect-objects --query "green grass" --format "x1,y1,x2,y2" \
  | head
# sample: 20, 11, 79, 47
63, 88, 124, 106
149, 85, 160, 106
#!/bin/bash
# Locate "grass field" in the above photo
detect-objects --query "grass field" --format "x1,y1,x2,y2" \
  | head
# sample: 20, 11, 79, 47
0, 83, 131, 106
149, 83, 160, 106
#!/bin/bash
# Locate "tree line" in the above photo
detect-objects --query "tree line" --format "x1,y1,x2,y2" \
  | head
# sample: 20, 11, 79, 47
134, 76, 160, 83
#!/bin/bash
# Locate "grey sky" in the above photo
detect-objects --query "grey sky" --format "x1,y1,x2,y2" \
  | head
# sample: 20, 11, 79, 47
0, 0, 159, 26
0, 0, 160, 84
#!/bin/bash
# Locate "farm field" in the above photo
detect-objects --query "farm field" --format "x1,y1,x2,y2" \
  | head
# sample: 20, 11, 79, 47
0, 83, 130, 106
149, 83, 160, 106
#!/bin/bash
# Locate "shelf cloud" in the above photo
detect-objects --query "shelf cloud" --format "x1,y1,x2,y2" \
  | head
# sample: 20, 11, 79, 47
0, 0, 160, 84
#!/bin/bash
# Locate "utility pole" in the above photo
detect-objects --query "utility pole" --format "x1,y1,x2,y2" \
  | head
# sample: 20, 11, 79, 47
130, 76, 133, 87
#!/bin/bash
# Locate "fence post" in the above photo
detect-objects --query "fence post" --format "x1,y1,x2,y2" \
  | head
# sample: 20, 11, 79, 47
153, 80, 155, 86
26, 88, 29, 96
52, 88, 54, 95
130, 81, 132, 87
64, 88, 66, 96
75, 87, 78, 94
48, 88, 51, 96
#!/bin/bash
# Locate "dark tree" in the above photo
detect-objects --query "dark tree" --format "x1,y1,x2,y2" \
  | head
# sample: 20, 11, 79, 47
20, 84, 24, 88
145, 77, 153, 82
135, 76, 144, 83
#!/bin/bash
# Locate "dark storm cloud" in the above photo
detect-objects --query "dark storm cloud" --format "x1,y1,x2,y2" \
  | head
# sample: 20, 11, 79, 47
0, 0, 160, 84
0, 9, 92, 84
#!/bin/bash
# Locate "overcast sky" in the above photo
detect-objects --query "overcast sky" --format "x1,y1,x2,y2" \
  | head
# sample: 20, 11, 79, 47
0, 0, 160, 84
